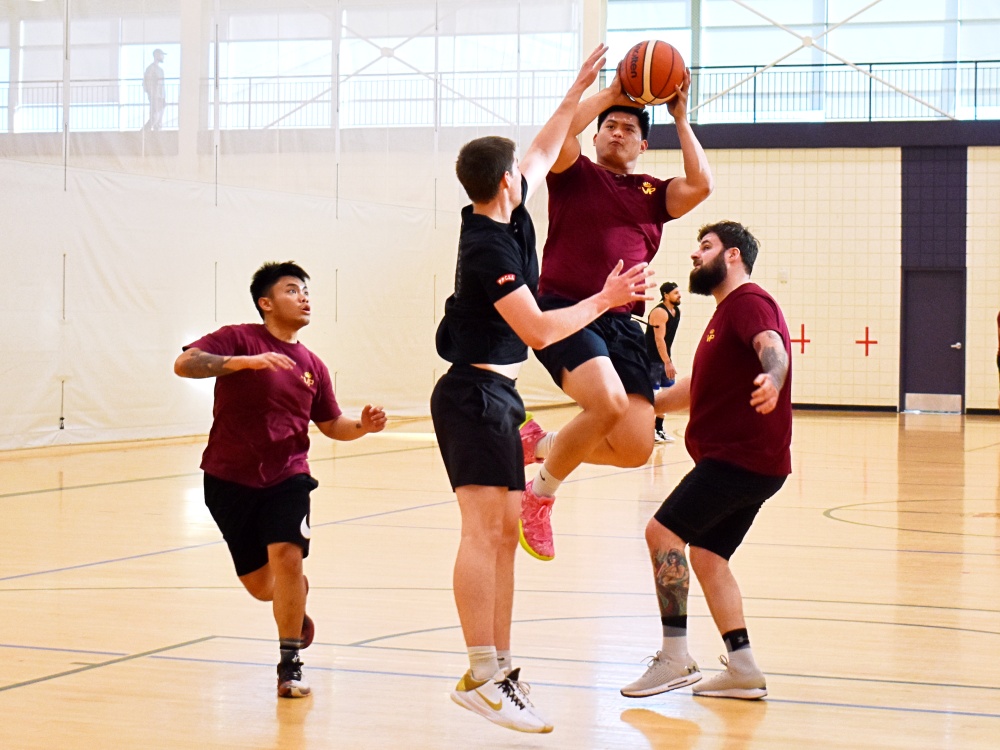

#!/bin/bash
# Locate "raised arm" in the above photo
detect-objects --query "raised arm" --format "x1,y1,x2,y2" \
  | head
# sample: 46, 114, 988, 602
519, 44, 608, 197
750, 330, 789, 414
173, 347, 295, 379
550, 71, 637, 174
664, 69, 714, 218
494, 261, 653, 351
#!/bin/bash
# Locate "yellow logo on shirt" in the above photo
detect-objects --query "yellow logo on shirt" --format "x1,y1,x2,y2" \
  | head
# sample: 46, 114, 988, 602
302, 372, 315, 387
705, 329, 715, 343
640, 181, 656, 195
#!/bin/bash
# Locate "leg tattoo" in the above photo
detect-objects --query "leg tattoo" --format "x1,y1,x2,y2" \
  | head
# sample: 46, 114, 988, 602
653, 547, 689, 618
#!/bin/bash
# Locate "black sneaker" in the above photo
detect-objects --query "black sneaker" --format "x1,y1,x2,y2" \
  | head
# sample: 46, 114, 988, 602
277, 653, 311, 698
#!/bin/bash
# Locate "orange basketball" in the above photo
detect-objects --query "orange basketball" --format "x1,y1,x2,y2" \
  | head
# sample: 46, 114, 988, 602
618, 40, 686, 106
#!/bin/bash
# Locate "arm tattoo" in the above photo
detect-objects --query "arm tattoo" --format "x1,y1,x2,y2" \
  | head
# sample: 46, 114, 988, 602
181, 350, 238, 379
755, 331, 788, 391
653, 547, 689, 618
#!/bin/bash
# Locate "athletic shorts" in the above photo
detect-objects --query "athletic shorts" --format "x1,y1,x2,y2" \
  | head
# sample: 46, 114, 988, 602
534, 296, 655, 405
204, 472, 318, 577
649, 361, 675, 390
653, 459, 787, 561
430, 364, 526, 491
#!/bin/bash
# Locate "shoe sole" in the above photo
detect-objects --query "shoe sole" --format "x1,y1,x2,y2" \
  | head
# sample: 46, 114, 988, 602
450, 691, 552, 733
278, 683, 312, 698
620, 671, 702, 698
518, 520, 554, 562
693, 687, 767, 700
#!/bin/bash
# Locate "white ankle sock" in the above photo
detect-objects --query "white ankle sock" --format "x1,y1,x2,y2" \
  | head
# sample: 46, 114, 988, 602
660, 634, 690, 661
468, 646, 499, 681
497, 649, 512, 675
534, 431, 557, 460
726, 647, 758, 672
531, 466, 563, 498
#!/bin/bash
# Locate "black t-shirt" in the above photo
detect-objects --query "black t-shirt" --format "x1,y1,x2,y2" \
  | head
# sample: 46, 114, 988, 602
645, 302, 681, 362
436, 177, 538, 365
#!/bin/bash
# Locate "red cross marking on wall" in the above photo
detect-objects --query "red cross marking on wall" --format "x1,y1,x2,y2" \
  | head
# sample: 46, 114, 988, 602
789, 323, 810, 354
855, 326, 878, 356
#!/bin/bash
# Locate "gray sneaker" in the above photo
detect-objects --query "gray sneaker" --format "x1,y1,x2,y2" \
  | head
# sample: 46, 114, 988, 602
620, 652, 701, 697
691, 655, 767, 700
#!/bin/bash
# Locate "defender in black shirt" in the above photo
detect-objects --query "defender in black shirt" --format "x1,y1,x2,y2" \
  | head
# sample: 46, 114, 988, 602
430, 44, 654, 736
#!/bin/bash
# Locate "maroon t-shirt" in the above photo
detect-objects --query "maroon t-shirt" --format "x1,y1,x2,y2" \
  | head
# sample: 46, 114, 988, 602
184, 324, 342, 488
685, 284, 792, 476
539, 154, 673, 315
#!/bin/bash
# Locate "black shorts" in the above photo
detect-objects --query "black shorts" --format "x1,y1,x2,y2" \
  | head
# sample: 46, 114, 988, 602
534, 296, 654, 405
653, 459, 786, 561
204, 472, 318, 577
430, 365, 526, 491
649, 360, 675, 390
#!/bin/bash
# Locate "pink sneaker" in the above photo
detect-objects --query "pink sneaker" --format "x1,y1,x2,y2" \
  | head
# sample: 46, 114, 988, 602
519, 486, 555, 561
520, 418, 546, 466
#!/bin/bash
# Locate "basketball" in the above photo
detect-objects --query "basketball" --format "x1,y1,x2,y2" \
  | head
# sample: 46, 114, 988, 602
618, 40, 686, 106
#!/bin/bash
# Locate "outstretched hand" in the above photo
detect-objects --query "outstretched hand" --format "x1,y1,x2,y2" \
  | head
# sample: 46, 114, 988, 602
572, 43, 609, 92
666, 68, 692, 120
601, 260, 655, 309
361, 404, 387, 433
750, 373, 779, 414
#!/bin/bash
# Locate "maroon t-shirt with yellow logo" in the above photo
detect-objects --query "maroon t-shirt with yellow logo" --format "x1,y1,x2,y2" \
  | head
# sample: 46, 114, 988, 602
184, 324, 341, 488
539, 154, 673, 315
686, 284, 792, 477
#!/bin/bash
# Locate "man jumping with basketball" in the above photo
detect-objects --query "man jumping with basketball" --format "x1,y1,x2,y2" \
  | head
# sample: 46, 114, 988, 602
174, 262, 386, 699
431, 45, 654, 734
519, 70, 713, 561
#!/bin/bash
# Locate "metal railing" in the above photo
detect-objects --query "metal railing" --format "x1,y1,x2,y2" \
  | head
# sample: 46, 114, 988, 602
8, 78, 179, 133
1, 61, 996, 134
683, 60, 1000, 124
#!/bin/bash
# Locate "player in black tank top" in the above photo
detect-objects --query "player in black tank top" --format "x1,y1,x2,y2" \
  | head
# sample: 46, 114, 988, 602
646, 282, 682, 440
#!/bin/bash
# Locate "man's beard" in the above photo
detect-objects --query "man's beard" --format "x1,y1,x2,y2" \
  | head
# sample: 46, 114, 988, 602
689, 253, 728, 295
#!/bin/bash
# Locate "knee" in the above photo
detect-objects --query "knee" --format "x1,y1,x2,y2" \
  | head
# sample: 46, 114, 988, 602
689, 546, 726, 579
586, 390, 630, 429
462, 520, 505, 552
268, 543, 304, 576
644, 517, 670, 551
645, 518, 686, 554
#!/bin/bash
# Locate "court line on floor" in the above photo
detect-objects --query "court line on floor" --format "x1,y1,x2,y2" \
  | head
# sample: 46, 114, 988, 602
344, 613, 1000, 649
1, 586, 996, 615
0, 643, 125, 657
137, 653, 1000, 720
0, 444, 434, 501
5, 634, 994, 708
0, 636, 214, 693
0, 499, 454, 582
332, 519, 1000, 557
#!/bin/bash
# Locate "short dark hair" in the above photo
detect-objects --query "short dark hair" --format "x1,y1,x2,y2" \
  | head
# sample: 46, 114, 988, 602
698, 221, 760, 274
660, 281, 678, 297
455, 136, 516, 203
597, 105, 650, 140
250, 261, 309, 320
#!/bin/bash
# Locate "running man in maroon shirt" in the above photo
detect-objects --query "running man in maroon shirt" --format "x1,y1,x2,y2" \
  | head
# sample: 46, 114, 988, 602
173, 261, 386, 699
518, 71, 713, 561
621, 221, 792, 702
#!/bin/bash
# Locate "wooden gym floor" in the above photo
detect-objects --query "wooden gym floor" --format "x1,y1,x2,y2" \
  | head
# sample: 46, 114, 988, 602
0, 407, 998, 749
